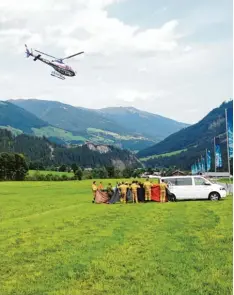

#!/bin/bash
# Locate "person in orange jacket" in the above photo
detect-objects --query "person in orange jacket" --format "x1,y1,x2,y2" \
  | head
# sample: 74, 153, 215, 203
143, 178, 153, 201
160, 180, 168, 203
118, 182, 128, 203
98, 182, 104, 190
130, 181, 140, 203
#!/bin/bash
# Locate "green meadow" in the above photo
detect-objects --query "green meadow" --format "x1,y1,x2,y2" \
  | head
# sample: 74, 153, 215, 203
140, 149, 187, 161
217, 177, 233, 184
28, 170, 74, 177
0, 180, 232, 295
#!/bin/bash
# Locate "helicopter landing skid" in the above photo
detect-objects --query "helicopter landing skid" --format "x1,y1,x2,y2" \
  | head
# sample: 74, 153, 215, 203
51, 71, 65, 80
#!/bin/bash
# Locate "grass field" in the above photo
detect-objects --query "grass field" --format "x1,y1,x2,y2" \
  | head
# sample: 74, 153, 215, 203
28, 170, 74, 177
0, 180, 232, 295
32, 126, 86, 142
217, 177, 233, 184
140, 149, 187, 161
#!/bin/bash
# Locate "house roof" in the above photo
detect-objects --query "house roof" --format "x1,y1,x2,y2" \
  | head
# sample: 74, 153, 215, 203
172, 170, 185, 175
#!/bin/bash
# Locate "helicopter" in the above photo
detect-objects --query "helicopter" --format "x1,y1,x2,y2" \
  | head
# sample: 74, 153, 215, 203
25, 44, 84, 80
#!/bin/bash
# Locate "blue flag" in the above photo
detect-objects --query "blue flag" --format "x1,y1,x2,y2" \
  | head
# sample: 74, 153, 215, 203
191, 165, 193, 174
193, 163, 197, 174
206, 150, 211, 171
191, 164, 196, 175
227, 108, 233, 158
198, 160, 202, 172
215, 137, 223, 168
195, 163, 198, 174
201, 157, 206, 172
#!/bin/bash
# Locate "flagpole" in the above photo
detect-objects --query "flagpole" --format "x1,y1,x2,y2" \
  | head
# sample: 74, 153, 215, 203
201, 155, 203, 174
214, 137, 216, 173
225, 108, 231, 177
206, 149, 208, 173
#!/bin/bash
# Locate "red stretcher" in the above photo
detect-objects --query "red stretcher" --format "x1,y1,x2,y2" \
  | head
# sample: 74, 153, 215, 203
151, 184, 168, 202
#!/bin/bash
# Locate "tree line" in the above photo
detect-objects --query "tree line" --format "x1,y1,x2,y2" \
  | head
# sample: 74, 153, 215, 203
0, 152, 28, 180
0, 151, 190, 182
26, 166, 143, 181
0, 129, 140, 169
0, 151, 143, 181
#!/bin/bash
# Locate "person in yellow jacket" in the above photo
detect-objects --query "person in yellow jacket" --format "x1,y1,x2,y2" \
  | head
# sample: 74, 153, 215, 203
160, 180, 168, 203
92, 181, 98, 203
118, 182, 128, 203
130, 181, 140, 203
143, 178, 152, 201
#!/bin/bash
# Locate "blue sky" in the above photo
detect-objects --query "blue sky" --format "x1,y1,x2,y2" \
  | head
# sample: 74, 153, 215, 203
108, 0, 232, 31
0, 0, 232, 123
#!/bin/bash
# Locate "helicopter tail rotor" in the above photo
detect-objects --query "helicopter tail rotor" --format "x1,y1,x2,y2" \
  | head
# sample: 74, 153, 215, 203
25, 44, 31, 58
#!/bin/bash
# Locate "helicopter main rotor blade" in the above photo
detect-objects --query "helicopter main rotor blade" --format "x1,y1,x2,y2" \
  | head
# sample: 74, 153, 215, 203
34, 49, 58, 60
61, 51, 84, 61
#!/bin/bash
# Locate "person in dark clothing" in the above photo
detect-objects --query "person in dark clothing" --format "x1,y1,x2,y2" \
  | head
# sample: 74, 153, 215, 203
106, 183, 113, 199
137, 182, 145, 202
166, 187, 176, 202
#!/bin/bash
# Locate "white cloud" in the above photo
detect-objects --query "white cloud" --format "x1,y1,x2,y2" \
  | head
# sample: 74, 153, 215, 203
116, 90, 154, 102
0, 0, 181, 55
0, 0, 232, 124
0, 0, 123, 11
54, 16, 181, 55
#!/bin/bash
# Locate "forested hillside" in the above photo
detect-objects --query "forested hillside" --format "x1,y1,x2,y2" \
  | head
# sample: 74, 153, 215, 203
138, 100, 233, 171
0, 129, 141, 169
0, 101, 48, 133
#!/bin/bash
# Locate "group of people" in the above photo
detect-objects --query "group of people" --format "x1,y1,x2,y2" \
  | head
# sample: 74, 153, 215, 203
91, 178, 168, 204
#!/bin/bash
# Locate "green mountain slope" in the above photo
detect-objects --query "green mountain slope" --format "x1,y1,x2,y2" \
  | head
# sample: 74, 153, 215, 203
99, 107, 189, 141
9, 99, 156, 150
0, 129, 141, 169
1, 100, 154, 150
0, 101, 48, 133
0, 101, 87, 145
137, 100, 233, 171
10, 99, 129, 134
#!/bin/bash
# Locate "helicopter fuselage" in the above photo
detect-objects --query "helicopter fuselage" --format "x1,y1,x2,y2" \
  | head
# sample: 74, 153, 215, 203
32, 54, 76, 77
51, 62, 75, 77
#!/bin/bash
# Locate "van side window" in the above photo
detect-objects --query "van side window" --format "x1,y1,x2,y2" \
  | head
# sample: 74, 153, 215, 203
176, 178, 192, 186
194, 177, 206, 185
162, 178, 176, 185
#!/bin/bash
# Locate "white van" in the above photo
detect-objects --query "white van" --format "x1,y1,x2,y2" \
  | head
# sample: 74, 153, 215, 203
160, 175, 227, 201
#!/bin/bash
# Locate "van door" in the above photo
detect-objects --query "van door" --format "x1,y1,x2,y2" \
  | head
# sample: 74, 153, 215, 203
175, 177, 193, 200
162, 177, 193, 200
193, 177, 211, 199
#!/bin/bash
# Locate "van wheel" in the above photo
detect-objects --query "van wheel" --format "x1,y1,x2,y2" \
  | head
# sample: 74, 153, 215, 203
209, 192, 220, 201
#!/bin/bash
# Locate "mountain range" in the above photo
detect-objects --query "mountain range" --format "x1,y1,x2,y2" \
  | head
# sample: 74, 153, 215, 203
138, 100, 233, 171
2, 99, 188, 151
1, 98, 232, 171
